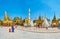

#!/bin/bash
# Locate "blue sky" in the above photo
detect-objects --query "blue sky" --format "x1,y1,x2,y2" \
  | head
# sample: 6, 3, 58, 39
0, 0, 60, 20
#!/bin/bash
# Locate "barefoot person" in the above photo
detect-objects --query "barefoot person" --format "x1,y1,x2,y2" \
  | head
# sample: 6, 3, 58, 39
46, 27, 48, 30
9, 28, 11, 32
12, 25, 14, 32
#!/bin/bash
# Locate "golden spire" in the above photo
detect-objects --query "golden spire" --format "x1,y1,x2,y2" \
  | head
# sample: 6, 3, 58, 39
4, 11, 8, 21
38, 16, 41, 20
53, 13, 56, 20
44, 13, 46, 20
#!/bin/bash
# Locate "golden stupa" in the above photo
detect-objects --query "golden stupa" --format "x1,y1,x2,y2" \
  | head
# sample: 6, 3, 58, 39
52, 14, 58, 27
34, 16, 42, 28
24, 17, 30, 25
3, 11, 13, 26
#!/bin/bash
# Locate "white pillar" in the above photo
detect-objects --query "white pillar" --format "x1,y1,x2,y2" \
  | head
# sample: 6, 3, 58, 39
28, 8, 30, 23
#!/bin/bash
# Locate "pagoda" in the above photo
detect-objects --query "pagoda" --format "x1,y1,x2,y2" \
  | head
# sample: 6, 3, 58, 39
52, 14, 58, 27
3, 11, 13, 26
34, 16, 42, 28
42, 16, 50, 28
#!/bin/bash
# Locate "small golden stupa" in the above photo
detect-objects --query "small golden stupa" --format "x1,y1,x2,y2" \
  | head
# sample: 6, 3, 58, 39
34, 16, 42, 28
24, 17, 30, 25
52, 14, 58, 27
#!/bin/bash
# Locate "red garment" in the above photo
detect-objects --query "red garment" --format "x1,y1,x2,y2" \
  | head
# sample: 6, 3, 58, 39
9, 28, 11, 32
